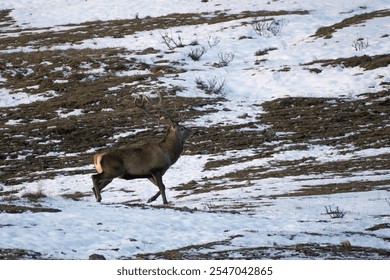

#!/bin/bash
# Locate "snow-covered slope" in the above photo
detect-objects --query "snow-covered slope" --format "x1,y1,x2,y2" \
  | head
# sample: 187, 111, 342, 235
0, 0, 389, 259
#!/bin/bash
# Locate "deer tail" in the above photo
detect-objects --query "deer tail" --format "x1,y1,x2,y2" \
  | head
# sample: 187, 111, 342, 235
94, 153, 106, 174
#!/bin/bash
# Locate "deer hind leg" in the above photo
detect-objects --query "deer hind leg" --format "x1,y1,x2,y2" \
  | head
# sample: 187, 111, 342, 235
92, 173, 113, 202
92, 154, 124, 202
147, 172, 168, 205
147, 190, 161, 204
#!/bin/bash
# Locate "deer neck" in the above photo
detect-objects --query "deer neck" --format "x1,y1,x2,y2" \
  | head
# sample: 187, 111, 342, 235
160, 132, 183, 165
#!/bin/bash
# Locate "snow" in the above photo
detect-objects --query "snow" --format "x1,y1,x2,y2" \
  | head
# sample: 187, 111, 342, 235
0, 88, 59, 107
1, 0, 384, 30
0, 0, 389, 259
1, 169, 389, 259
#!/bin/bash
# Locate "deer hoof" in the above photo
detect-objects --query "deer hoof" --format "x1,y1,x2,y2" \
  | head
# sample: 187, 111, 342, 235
92, 187, 102, 202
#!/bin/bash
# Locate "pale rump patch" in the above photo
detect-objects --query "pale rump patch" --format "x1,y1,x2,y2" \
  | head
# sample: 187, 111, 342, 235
94, 153, 106, 173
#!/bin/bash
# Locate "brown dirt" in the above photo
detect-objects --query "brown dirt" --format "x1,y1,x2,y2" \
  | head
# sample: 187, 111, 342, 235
174, 92, 390, 199
0, 248, 44, 260
314, 9, 390, 39
303, 54, 390, 71
0, 204, 61, 213
0, 7, 389, 260
0, 9, 308, 50
0, 45, 216, 185
134, 242, 390, 260
1, 52, 389, 196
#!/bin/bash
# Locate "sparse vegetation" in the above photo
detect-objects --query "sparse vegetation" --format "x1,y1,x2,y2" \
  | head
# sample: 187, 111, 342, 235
325, 205, 346, 219
21, 191, 46, 202
188, 46, 207, 61
215, 51, 235, 67
0, 189, 20, 202
252, 17, 284, 37
0, 204, 61, 214
189, 39, 200, 46
302, 54, 390, 70
195, 76, 227, 95
207, 35, 220, 48
1, 2, 389, 261
0, 248, 43, 260
352, 37, 369, 51
255, 47, 277, 56
61, 192, 89, 201
314, 9, 390, 39
21, 182, 46, 202
160, 30, 185, 50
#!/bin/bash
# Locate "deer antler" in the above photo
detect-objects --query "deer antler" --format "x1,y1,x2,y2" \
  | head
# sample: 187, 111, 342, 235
134, 92, 183, 125
157, 91, 184, 125
134, 95, 152, 118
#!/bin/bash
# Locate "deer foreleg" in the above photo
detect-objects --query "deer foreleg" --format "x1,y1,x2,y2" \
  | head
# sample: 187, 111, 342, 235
148, 172, 168, 204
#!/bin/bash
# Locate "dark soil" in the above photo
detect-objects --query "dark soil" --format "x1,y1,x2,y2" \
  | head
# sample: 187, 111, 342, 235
314, 9, 390, 39
174, 91, 390, 199
0, 204, 61, 213
0, 9, 308, 50
303, 54, 390, 71
0, 7, 389, 260
134, 242, 390, 260
0, 248, 44, 260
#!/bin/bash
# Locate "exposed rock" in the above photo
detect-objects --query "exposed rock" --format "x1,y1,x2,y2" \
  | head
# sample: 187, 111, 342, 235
89, 254, 106, 260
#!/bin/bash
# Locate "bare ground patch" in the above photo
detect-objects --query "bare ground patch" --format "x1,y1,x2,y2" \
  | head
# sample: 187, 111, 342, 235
134, 242, 390, 260
259, 92, 390, 151
0, 204, 61, 213
174, 91, 390, 200
0, 45, 216, 185
1, 7, 389, 260
314, 9, 390, 39
302, 54, 390, 71
0, 248, 44, 260
0, 9, 308, 50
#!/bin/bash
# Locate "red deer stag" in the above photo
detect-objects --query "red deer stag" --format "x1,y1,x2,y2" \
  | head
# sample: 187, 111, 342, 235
92, 95, 192, 204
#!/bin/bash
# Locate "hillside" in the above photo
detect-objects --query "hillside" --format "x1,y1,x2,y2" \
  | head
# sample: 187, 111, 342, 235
0, 0, 389, 259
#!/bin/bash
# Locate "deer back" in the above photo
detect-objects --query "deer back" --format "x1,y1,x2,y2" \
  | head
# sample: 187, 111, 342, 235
113, 142, 172, 175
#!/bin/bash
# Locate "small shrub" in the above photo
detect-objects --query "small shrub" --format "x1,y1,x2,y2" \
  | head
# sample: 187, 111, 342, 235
325, 205, 345, 218
252, 17, 284, 37
61, 192, 88, 201
22, 191, 46, 202
189, 39, 200, 46
160, 30, 185, 50
22, 181, 46, 202
195, 76, 227, 95
215, 51, 234, 67
188, 46, 206, 61
352, 37, 369, 51
207, 35, 220, 48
